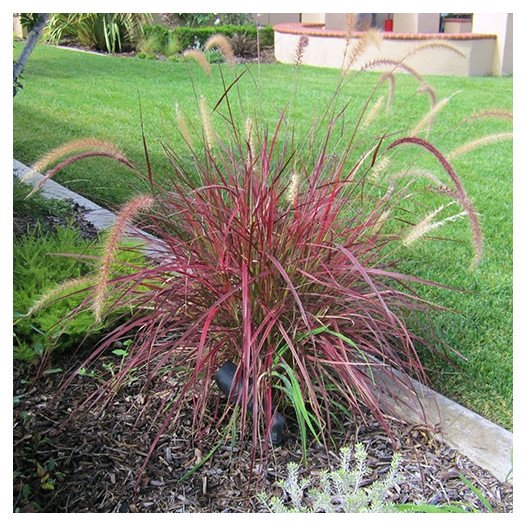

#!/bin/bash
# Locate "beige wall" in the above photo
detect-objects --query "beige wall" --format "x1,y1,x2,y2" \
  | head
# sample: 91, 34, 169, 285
393, 13, 440, 33
472, 13, 513, 75
301, 13, 325, 24
274, 30, 496, 76
443, 20, 473, 34
257, 13, 300, 25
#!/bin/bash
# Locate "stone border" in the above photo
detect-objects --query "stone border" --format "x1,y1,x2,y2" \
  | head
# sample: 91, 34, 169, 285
13, 159, 513, 484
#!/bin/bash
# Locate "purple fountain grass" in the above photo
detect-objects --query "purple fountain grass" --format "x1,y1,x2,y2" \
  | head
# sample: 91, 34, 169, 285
27, 34, 512, 488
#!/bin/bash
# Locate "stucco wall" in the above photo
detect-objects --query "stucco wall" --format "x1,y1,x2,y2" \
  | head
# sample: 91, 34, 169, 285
393, 13, 440, 34
274, 29, 496, 77
472, 13, 513, 75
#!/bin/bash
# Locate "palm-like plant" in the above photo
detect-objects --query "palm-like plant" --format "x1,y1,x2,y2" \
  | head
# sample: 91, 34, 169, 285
43, 13, 151, 53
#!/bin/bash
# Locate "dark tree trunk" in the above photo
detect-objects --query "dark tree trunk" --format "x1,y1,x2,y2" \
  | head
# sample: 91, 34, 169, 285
13, 13, 50, 95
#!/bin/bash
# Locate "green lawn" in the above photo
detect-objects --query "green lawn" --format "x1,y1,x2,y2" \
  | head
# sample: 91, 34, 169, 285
13, 43, 512, 429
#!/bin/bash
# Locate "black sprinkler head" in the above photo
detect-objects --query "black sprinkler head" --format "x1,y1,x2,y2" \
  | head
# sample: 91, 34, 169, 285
214, 361, 285, 446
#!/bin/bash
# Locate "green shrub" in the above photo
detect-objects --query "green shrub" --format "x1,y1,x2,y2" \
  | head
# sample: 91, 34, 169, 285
204, 48, 225, 64
13, 225, 99, 361
13, 222, 147, 362
165, 34, 181, 57
138, 33, 164, 57
141, 23, 274, 53
141, 24, 170, 48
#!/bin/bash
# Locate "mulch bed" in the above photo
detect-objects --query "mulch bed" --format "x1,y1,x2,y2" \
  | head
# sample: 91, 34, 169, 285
13, 350, 513, 513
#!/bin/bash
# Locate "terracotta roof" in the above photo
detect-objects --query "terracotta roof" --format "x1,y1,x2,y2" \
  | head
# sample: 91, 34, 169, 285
273, 23, 496, 40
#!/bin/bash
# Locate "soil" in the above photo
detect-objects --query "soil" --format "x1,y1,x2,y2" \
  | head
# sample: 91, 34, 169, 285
13, 350, 513, 513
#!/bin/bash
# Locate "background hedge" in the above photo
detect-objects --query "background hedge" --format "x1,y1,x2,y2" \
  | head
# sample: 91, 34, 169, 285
142, 24, 274, 50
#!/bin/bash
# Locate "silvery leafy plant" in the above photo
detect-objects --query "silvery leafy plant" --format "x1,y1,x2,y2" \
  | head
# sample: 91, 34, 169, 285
258, 443, 402, 513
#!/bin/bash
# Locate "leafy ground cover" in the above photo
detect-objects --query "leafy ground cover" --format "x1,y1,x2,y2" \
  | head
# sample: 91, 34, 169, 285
13, 43, 512, 429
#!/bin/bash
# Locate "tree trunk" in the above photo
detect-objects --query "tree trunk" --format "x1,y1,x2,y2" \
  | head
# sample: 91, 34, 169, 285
13, 13, 50, 94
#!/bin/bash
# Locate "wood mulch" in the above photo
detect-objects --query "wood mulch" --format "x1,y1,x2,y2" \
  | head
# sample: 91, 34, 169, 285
13, 350, 513, 513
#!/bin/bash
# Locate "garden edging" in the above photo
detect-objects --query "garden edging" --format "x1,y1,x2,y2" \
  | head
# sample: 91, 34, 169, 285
13, 158, 513, 485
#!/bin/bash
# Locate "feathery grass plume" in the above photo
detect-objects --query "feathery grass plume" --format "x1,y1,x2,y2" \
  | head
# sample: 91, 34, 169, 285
93, 195, 153, 323
183, 49, 211, 75
25, 276, 95, 318
343, 29, 382, 74
379, 72, 396, 108
370, 210, 391, 236
346, 13, 357, 35
175, 103, 194, 149
340, 13, 356, 72
387, 168, 443, 189
448, 132, 513, 160
362, 58, 424, 82
388, 136, 483, 267
22, 138, 125, 183
463, 109, 513, 123
417, 82, 437, 108
370, 156, 391, 181
410, 95, 454, 136
205, 34, 235, 65
407, 40, 466, 60
244, 116, 255, 155
402, 203, 447, 245
25, 140, 134, 198
363, 95, 385, 128
199, 95, 215, 150
404, 207, 468, 246
286, 172, 300, 204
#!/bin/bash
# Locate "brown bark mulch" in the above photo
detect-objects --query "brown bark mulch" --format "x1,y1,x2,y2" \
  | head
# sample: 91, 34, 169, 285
13, 350, 513, 513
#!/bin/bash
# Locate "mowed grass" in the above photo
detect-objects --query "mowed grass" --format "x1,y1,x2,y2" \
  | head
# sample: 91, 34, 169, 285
13, 43, 512, 429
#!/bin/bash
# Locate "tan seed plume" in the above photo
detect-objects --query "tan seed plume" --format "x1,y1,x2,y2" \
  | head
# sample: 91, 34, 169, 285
363, 95, 385, 128
387, 168, 443, 189
407, 40, 466, 60
22, 139, 125, 183
204, 34, 235, 65
379, 72, 396, 108
175, 103, 194, 148
24, 139, 131, 198
26, 276, 95, 318
362, 59, 424, 82
93, 195, 154, 323
370, 156, 391, 181
286, 172, 300, 205
199, 96, 215, 150
244, 117, 255, 156
448, 132, 513, 160
417, 82, 437, 108
183, 49, 212, 75
404, 206, 468, 246
410, 95, 453, 136
343, 29, 382, 74
463, 109, 513, 123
